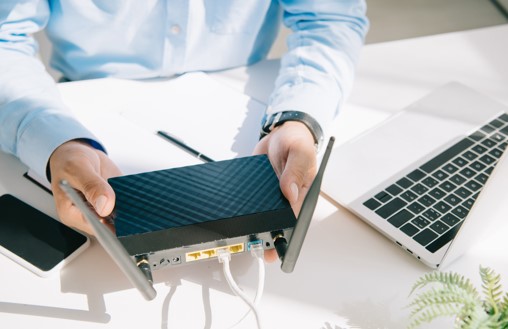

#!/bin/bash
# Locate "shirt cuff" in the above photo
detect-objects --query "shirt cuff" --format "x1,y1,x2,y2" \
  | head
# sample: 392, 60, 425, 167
17, 111, 105, 184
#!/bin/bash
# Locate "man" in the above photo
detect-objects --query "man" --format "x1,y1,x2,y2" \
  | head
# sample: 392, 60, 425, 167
0, 1, 369, 253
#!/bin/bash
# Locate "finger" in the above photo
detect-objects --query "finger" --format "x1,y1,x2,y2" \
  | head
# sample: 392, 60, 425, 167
63, 164, 115, 218
264, 248, 278, 263
279, 150, 316, 216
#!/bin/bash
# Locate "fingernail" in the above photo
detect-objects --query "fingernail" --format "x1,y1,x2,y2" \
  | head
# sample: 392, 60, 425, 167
290, 182, 299, 203
94, 195, 107, 215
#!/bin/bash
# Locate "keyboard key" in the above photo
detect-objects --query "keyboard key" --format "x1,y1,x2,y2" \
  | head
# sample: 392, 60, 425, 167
422, 208, 441, 221
411, 183, 429, 195
464, 180, 482, 192
386, 184, 403, 196
460, 167, 476, 178
489, 119, 504, 128
470, 161, 486, 172
489, 148, 504, 159
375, 191, 392, 203
451, 205, 469, 219
412, 216, 431, 229
418, 195, 436, 207
480, 124, 495, 135
472, 144, 488, 154
434, 201, 451, 214
468, 130, 486, 141
375, 198, 407, 219
407, 201, 425, 214
455, 187, 472, 198
396, 177, 413, 189
422, 177, 439, 188
430, 221, 450, 234
441, 213, 462, 226
479, 154, 496, 166
407, 169, 426, 182
387, 209, 414, 228
432, 170, 449, 180
461, 198, 475, 210
364, 198, 381, 211
428, 187, 446, 200
426, 221, 463, 253
481, 138, 497, 148
485, 166, 494, 175
400, 223, 419, 237
444, 194, 462, 206
499, 113, 508, 123
420, 138, 474, 174
400, 190, 418, 202
442, 163, 459, 174
414, 229, 438, 246
492, 133, 505, 143
474, 173, 488, 184
501, 127, 508, 137
450, 174, 466, 185
463, 150, 478, 161
439, 181, 456, 193
452, 157, 468, 168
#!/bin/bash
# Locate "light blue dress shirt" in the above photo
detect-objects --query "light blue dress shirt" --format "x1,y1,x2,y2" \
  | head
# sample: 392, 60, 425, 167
0, 0, 368, 181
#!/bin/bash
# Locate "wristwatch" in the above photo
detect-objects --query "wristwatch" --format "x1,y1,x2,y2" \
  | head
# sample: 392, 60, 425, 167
260, 111, 324, 151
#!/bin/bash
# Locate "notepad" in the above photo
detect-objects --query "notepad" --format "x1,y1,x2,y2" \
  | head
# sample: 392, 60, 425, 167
117, 72, 267, 161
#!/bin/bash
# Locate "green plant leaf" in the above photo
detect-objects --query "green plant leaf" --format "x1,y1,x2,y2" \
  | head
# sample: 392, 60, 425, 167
410, 271, 480, 299
407, 266, 508, 329
480, 266, 503, 315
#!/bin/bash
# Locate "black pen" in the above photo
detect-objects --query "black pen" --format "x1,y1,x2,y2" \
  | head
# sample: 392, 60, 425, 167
157, 130, 215, 163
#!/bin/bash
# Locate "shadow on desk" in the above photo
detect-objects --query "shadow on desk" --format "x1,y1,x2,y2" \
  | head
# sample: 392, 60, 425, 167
57, 238, 257, 328
262, 206, 430, 329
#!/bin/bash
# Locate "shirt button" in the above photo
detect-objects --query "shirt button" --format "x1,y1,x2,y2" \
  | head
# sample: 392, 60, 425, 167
170, 24, 181, 35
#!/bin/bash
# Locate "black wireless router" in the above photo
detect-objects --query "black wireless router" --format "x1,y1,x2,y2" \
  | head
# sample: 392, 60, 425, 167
60, 137, 334, 300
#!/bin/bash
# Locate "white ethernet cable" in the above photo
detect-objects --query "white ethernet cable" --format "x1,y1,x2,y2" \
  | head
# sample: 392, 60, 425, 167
218, 242, 265, 329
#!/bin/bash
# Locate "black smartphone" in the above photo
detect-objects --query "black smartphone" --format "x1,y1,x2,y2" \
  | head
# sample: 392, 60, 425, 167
0, 194, 90, 277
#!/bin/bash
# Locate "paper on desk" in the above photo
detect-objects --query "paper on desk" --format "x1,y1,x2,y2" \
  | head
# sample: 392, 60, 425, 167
117, 72, 267, 161
26, 72, 264, 191
56, 76, 214, 173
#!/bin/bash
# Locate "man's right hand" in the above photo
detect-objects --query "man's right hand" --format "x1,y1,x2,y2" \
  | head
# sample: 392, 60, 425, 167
49, 140, 122, 235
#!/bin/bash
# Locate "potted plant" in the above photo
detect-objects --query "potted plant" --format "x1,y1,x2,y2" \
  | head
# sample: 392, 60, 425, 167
408, 266, 508, 328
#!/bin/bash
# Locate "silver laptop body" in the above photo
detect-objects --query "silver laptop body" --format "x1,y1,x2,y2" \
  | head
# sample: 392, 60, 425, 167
322, 82, 508, 268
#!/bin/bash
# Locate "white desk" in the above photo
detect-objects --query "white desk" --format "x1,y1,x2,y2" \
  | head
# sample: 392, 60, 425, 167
2, 25, 508, 329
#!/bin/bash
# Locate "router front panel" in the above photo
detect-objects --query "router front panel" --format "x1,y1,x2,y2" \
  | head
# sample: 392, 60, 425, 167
108, 155, 297, 270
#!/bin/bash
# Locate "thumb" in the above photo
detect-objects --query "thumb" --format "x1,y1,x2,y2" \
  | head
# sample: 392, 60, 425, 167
72, 172, 116, 217
279, 158, 309, 217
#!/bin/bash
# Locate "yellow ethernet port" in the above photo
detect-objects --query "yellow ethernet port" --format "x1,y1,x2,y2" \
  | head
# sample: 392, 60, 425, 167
185, 243, 245, 263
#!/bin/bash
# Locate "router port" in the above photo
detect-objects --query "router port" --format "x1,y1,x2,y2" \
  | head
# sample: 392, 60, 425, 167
187, 252, 201, 260
185, 243, 244, 263
247, 240, 263, 251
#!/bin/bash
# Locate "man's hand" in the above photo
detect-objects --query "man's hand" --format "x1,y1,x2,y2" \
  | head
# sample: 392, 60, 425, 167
49, 140, 122, 235
253, 121, 318, 262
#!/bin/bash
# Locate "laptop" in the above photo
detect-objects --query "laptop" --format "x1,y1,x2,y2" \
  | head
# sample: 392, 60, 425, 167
321, 82, 508, 268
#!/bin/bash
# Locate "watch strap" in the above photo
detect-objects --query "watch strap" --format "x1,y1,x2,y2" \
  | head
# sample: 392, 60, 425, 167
260, 111, 324, 150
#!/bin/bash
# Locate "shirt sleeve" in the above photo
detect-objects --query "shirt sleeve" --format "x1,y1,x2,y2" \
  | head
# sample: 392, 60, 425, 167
0, 1, 104, 182
268, 0, 369, 137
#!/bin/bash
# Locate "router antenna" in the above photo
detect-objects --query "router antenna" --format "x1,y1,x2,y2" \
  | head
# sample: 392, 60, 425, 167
279, 137, 335, 273
59, 180, 157, 301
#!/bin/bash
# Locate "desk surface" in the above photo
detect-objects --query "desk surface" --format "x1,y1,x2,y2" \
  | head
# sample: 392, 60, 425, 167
2, 25, 508, 329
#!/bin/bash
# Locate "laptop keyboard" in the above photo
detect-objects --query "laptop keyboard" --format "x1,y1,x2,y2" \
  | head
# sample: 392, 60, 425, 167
363, 113, 508, 253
